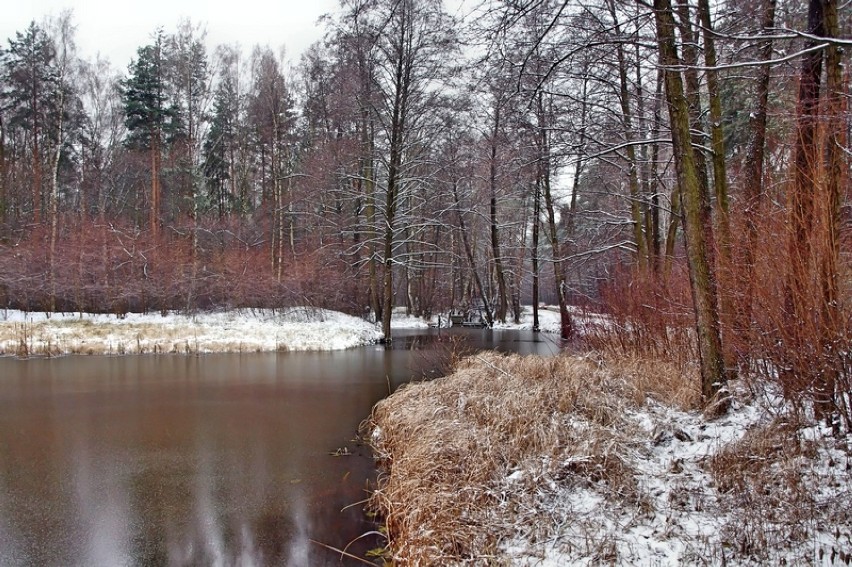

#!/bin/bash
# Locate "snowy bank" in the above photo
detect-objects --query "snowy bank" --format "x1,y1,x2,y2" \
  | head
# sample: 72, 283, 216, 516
365, 352, 852, 566
0, 308, 383, 356
389, 305, 603, 334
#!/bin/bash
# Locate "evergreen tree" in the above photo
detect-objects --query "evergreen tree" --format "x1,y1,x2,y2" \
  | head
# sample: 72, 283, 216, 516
120, 32, 174, 233
203, 73, 239, 218
0, 21, 60, 222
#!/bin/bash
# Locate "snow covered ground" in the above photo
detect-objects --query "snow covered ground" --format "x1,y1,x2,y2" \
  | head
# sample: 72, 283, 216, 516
500, 383, 852, 566
491, 306, 564, 333
0, 308, 384, 355
491, 305, 608, 334
366, 351, 852, 566
391, 305, 598, 334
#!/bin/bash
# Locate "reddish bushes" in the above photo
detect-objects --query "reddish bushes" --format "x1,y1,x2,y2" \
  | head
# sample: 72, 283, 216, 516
586, 262, 697, 367
585, 198, 851, 428
0, 216, 365, 316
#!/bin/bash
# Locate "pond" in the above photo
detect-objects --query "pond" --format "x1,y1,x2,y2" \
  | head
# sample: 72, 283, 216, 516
0, 328, 560, 566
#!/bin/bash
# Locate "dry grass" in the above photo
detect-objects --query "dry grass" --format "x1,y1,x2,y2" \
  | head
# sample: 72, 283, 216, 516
0, 319, 202, 356
363, 352, 700, 565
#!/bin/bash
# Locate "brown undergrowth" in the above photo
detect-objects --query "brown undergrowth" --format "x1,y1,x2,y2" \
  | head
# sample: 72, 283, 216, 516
363, 351, 701, 565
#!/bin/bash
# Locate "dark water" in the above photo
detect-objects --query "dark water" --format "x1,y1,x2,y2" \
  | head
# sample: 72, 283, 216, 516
0, 329, 559, 566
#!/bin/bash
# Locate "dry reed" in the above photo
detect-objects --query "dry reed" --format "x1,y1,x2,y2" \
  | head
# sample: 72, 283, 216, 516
364, 351, 700, 565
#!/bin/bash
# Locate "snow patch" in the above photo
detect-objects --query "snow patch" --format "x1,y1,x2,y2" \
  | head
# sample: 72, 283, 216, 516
0, 308, 383, 355
499, 387, 852, 566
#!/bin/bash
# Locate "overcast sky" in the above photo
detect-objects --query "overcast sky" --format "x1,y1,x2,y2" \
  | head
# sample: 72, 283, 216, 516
1, 0, 341, 70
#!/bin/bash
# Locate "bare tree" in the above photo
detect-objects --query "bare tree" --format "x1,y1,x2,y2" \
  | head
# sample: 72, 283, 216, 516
338, 0, 455, 340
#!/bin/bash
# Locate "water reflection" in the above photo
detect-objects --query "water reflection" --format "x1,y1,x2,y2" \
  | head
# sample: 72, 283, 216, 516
71, 418, 132, 566
0, 330, 557, 565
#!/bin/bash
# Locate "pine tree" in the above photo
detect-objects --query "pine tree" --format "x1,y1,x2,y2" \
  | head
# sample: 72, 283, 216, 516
203, 75, 239, 218
120, 32, 173, 234
0, 21, 59, 223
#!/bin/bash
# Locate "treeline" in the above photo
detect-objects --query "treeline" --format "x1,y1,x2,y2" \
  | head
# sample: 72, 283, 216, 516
0, 1, 849, 413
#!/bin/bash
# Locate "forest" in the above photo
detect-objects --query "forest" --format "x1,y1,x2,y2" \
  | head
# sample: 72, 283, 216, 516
0, 0, 849, 412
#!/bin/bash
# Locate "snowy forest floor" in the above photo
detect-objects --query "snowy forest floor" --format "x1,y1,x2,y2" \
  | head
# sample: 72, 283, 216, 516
365, 352, 852, 566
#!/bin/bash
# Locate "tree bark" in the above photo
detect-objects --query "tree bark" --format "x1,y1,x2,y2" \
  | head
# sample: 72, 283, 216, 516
489, 101, 509, 323
697, 0, 734, 378
453, 179, 494, 327
818, 0, 843, 419
49, 84, 64, 312
644, 68, 664, 271
537, 91, 574, 339
0, 115, 5, 225
380, 9, 412, 341
531, 179, 541, 332
654, 0, 726, 402
609, 0, 647, 269
675, 0, 713, 253
786, 0, 824, 337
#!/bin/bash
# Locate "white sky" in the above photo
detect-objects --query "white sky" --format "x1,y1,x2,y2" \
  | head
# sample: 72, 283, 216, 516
1, 0, 341, 71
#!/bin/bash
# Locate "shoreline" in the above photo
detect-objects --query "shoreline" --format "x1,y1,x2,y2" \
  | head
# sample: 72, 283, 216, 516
0, 306, 567, 357
0, 308, 384, 356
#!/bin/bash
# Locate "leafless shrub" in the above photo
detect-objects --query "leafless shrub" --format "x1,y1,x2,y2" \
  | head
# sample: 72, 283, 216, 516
0, 216, 369, 317
584, 264, 699, 369
734, 205, 852, 430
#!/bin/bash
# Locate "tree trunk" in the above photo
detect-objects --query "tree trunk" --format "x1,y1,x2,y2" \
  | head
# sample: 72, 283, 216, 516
697, 0, 734, 378
736, 0, 775, 360
453, 180, 494, 327
489, 103, 508, 323
663, 181, 681, 277
532, 179, 541, 332
819, 0, 843, 419
0, 115, 6, 226
609, 0, 647, 269
49, 86, 65, 312
359, 104, 381, 322
535, 88, 575, 340
654, 0, 726, 402
541, 156, 572, 339
644, 68, 664, 271
786, 0, 824, 341
380, 26, 411, 342
151, 131, 160, 236
675, 0, 712, 245
31, 81, 43, 224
